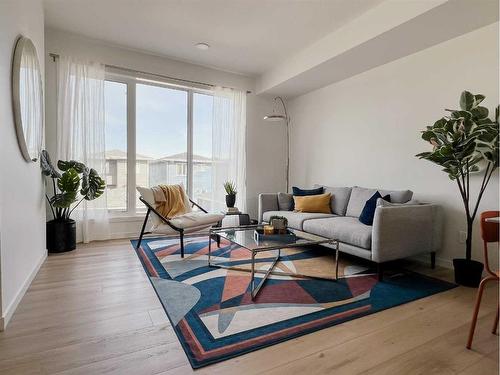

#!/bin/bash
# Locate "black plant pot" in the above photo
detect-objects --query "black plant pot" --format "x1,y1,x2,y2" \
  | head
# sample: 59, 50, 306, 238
225, 194, 236, 208
453, 258, 484, 287
46, 219, 76, 253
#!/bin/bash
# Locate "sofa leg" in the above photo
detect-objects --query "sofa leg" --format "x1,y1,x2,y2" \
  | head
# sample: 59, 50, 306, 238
430, 252, 436, 269
377, 263, 383, 282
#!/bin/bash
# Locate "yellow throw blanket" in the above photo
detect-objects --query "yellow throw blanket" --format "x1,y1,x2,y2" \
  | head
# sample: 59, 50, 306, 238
151, 184, 189, 219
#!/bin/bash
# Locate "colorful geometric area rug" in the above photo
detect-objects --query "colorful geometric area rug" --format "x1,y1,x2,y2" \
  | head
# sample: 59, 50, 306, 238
131, 235, 456, 369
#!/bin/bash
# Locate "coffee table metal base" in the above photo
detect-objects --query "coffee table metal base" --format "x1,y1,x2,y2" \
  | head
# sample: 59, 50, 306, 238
249, 248, 281, 299
208, 236, 339, 300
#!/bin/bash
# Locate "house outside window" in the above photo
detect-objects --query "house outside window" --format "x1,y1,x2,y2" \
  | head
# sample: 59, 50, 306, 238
105, 159, 117, 187
176, 163, 187, 176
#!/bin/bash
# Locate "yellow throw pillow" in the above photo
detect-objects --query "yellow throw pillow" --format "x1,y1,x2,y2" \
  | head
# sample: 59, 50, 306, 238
293, 193, 332, 214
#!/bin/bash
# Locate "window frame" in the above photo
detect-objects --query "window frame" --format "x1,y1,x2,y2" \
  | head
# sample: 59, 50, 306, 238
104, 71, 213, 217
176, 163, 188, 177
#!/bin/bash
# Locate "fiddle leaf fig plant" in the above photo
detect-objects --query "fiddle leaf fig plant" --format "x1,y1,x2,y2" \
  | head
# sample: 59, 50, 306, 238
416, 91, 499, 260
40, 150, 106, 221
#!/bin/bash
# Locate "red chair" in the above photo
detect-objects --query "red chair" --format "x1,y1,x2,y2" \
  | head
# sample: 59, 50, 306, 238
466, 211, 499, 349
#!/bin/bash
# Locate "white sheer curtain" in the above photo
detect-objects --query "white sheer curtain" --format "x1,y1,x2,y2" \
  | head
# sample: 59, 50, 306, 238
211, 87, 247, 212
56, 56, 109, 243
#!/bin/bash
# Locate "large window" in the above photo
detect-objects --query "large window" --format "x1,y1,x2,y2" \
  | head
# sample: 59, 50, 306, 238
104, 74, 214, 215
136, 83, 188, 209
104, 80, 128, 211
193, 93, 214, 210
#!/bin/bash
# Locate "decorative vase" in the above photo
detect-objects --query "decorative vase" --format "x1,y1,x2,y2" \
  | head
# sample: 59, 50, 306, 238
46, 219, 76, 253
225, 194, 236, 208
453, 258, 484, 287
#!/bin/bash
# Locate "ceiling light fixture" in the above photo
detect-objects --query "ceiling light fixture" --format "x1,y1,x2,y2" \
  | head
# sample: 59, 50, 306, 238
195, 42, 210, 50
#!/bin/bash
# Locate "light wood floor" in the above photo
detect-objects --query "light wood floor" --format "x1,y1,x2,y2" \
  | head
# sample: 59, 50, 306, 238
0, 239, 498, 375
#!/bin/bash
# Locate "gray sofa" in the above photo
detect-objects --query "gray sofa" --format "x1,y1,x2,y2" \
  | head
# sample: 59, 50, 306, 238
258, 185, 442, 280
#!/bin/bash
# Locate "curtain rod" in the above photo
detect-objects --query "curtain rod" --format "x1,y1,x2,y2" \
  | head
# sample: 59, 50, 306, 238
48, 53, 252, 94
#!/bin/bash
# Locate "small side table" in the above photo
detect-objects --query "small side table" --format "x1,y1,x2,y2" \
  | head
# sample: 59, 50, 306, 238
221, 212, 251, 226
211, 212, 257, 246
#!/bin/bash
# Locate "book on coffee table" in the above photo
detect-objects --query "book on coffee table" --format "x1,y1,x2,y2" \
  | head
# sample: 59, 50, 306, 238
223, 207, 241, 215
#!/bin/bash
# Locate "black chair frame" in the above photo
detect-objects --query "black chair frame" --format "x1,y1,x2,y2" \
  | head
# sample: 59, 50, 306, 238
136, 196, 220, 257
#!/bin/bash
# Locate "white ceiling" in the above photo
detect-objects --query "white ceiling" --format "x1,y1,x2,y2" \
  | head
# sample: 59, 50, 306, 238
258, 0, 499, 97
43, 0, 382, 76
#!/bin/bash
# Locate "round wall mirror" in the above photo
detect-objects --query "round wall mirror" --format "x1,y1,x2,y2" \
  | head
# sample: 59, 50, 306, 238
12, 36, 44, 162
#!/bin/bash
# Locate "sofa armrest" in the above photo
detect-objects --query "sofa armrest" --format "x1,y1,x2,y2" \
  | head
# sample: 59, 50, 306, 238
371, 204, 442, 263
258, 193, 279, 223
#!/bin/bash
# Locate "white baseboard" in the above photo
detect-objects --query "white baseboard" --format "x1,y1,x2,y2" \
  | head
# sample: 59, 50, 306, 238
0, 249, 47, 331
108, 231, 140, 240
413, 253, 453, 269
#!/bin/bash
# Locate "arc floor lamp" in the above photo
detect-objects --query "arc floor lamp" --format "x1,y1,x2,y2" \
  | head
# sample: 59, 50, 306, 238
264, 96, 289, 192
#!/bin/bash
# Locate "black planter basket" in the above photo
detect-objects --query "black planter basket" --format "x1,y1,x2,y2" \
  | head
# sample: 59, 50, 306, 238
453, 258, 484, 287
225, 194, 236, 208
46, 219, 76, 253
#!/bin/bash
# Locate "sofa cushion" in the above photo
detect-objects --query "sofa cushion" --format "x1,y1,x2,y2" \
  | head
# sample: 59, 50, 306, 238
346, 186, 413, 217
262, 211, 334, 230
303, 217, 373, 250
277, 192, 294, 211
380, 189, 413, 204
314, 184, 352, 216
376, 198, 420, 207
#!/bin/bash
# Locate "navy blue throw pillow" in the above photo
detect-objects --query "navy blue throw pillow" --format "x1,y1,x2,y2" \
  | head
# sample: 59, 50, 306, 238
359, 192, 391, 226
292, 186, 324, 196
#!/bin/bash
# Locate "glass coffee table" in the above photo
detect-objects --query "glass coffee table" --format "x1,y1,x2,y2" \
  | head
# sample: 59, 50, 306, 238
208, 225, 339, 300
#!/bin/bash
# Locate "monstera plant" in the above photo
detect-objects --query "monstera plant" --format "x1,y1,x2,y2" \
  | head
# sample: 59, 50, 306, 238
416, 91, 499, 286
41, 150, 105, 252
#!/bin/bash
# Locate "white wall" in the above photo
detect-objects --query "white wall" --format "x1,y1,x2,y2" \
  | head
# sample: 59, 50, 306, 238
288, 23, 499, 267
44, 29, 284, 237
0, 0, 47, 330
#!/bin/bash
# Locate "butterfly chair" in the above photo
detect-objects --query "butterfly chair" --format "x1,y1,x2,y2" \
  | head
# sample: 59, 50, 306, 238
136, 186, 224, 258
466, 210, 499, 349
